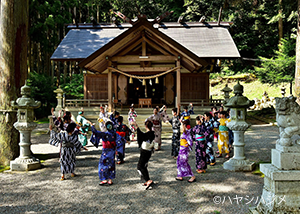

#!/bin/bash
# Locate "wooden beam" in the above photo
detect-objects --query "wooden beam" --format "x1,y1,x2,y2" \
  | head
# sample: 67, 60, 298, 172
176, 59, 181, 106
108, 61, 112, 112
116, 67, 174, 72
111, 55, 177, 62
144, 37, 171, 56
142, 41, 146, 56
117, 38, 143, 56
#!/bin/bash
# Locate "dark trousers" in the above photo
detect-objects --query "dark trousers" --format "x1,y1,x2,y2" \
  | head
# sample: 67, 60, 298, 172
137, 149, 152, 182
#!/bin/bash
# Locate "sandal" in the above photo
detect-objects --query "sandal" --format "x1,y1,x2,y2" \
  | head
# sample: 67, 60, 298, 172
60, 176, 65, 181
99, 180, 108, 185
216, 154, 222, 158
175, 177, 183, 181
145, 180, 153, 190
108, 180, 113, 185
225, 154, 230, 159
71, 173, 77, 177
210, 162, 216, 166
197, 170, 206, 174
188, 177, 196, 183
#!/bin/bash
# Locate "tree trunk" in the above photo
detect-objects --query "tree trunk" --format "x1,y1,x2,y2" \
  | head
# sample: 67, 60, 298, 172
0, 0, 29, 165
278, 0, 283, 41
295, 0, 300, 101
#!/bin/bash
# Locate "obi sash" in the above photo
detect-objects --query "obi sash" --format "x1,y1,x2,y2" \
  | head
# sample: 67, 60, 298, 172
141, 141, 154, 151
102, 141, 116, 149
180, 139, 189, 147
153, 120, 160, 126
219, 125, 229, 131
195, 134, 205, 141
183, 116, 190, 120
116, 131, 126, 138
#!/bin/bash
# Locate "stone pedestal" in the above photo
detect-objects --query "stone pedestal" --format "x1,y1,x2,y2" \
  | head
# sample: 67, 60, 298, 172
223, 126, 255, 171
250, 96, 300, 213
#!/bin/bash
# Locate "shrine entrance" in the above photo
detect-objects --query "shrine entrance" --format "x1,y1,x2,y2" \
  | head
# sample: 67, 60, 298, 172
127, 76, 165, 105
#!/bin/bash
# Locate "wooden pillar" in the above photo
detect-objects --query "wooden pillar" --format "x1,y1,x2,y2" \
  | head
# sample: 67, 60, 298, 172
108, 61, 112, 112
176, 58, 181, 106
114, 74, 118, 100
84, 74, 87, 99
295, 0, 300, 101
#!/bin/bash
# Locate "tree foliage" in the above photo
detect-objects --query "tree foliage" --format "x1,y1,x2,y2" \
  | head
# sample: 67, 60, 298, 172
254, 38, 296, 86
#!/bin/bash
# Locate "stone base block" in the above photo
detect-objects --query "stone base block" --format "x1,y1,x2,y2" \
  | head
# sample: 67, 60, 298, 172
10, 158, 41, 171
272, 148, 300, 170
252, 164, 300, 213
223, 158, 255, 171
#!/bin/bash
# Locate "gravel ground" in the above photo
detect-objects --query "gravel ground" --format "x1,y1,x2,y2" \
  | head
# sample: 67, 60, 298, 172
0, 123, 278, 214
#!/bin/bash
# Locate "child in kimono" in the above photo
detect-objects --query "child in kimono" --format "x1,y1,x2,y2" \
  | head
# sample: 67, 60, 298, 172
128, 104, 137, 141
116, 116, 132, 164
76, 110, 89, 150
146, 105, 169, 151
180, 103, 194, 122
49, 123, 83, 180
216, 111, 230, 159
88, 121, 126, 185
98, 105, 109, 132
169, 105, 181, 159
176, 120, 196, 183
131, 120, 155, 190
191, 116, 212, 173
203, 112, 216, 166
110, 110, 120, 130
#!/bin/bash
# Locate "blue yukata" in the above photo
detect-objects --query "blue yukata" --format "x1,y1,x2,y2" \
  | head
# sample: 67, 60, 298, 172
203, 120, 216, 164
116, 123, 131, 163
180, 107, 194, 122
191, 124, 211, 170
109, 114, 119, 130
90, 126, 125, 181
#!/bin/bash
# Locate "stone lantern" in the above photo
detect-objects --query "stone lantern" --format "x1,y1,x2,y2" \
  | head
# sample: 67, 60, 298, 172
10, 81, 41, 171
53, 86, 64, 112
221, 83, 232, 105
224, 81, 255, 171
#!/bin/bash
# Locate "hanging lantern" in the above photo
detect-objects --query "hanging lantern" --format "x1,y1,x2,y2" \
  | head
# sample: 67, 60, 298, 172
129, 76, 133, 84
155, 77, 159, 84
142, 79, 146, 86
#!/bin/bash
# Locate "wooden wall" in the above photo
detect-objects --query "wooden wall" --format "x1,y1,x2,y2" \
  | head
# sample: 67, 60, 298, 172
180, 73, 209, 101
84, 74, 114, 99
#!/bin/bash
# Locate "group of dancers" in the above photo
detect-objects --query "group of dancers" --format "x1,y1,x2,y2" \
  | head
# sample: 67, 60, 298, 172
48, 104, 232, 189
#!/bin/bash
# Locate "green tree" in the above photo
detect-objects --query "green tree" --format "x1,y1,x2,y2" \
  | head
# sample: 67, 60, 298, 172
255, 38, 296, 94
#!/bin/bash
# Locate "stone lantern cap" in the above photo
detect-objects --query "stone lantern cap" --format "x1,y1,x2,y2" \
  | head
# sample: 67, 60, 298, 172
225, 81, 254, 108
54, 85, 64, 94
221, 83, 232, 93
11, 80, 41, 109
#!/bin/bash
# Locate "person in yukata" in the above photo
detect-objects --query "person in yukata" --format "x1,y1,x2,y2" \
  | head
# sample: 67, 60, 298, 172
128, 104, 138, 141
115, 116, 132, 164
216, 111, 231, 159
88, 120, 126, 185
109, 110, 120, 130
168, 104, 181, 159
191, 116, 212, 173
49, 123, 83, 181
131, 120, 155, 190
176, 120, 196, 183
146, 105, 169, 151
180, 103, 194, 122
98, 105, 109, 132
203, 112, 216, 166
76, 110, 90, 150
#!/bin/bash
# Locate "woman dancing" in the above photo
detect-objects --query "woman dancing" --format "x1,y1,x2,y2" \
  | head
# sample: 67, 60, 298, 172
89, 120, 126, 185
131, 120, 155, 190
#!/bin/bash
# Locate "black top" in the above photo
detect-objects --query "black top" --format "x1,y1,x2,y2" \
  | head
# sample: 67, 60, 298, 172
137, 127, 155, 148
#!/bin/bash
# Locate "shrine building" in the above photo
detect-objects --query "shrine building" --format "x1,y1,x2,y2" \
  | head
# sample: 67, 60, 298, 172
51, 14, 240, 111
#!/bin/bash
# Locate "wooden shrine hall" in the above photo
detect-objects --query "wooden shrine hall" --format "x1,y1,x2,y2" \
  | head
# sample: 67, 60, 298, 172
51, 14, 240, 111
